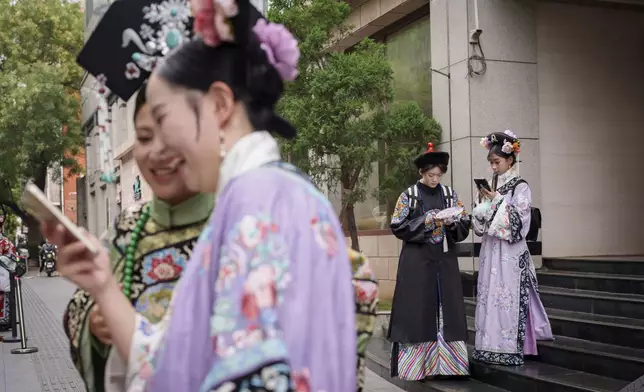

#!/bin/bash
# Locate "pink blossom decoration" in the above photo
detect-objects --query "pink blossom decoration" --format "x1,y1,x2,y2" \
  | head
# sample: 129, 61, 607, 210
252, 19, 300, 81
501, 140, 514, 154
480, 136, 489, 149
191, 0, 238, 47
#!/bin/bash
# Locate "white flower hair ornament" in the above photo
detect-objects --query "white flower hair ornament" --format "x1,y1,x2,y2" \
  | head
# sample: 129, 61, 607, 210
504, 129, 517, 139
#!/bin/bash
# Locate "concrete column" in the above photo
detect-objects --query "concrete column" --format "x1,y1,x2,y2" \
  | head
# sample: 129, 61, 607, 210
430, 0, 540, 269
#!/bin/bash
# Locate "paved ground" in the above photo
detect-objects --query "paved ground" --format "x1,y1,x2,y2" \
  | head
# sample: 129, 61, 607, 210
364, 369, 405, 391
1, 273, 401, 392
1, 272, 85, 392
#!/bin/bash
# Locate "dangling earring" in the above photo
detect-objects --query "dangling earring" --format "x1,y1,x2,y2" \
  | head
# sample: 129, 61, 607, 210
219, 132, 227, 158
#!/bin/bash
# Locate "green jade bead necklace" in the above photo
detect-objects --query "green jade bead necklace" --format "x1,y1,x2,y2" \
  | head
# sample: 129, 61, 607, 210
122, 205, 151, 297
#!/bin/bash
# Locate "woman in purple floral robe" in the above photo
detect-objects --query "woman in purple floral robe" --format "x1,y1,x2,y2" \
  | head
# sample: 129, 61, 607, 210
44, 0, 358, 391
472, 131, 552, 366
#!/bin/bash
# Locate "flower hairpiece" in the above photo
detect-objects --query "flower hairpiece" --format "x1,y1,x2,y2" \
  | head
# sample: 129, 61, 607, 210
191, 0, 238, 46
504, 129, 517, 139
501, 141, 514, 154
480, 130, 521, 154
504, 129, 521, 153
252, 19, 300, 81
189, 0, 300, 81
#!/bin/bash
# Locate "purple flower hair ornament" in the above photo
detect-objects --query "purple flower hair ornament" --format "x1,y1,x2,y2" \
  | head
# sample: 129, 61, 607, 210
252, 19, 300, 81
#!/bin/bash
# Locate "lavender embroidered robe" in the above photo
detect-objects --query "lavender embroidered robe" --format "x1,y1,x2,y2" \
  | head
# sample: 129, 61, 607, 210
117, 133, 357, 391
471, 170, 552, 365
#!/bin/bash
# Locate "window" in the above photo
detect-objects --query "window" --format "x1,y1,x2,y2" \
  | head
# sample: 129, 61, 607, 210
386, 17, 432, 116
354, 17, 433, 230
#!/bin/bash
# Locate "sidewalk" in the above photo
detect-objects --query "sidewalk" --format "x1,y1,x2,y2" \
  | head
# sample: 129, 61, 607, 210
0, 273, 85, 392
364, 369, 405, 392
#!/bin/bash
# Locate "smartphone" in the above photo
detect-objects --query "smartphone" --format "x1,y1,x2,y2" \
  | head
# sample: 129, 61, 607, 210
20, 182, 98, 255
474, 178, 492, 192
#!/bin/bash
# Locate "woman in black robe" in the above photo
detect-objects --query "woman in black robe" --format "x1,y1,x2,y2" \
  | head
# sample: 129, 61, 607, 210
387, 142, 470, 380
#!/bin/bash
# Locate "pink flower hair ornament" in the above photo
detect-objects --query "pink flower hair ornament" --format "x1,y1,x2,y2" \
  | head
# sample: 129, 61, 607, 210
191, 0, 238, 47
190, 0, 300, 82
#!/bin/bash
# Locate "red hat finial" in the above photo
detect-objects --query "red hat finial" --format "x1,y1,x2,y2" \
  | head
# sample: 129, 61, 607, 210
427, 142, 434, 152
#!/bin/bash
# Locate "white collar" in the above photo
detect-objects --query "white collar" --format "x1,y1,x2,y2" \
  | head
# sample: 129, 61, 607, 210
495, 166, 520, 189
216, 131, 281, 196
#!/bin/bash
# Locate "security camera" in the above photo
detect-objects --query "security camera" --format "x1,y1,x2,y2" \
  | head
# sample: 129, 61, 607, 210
469, 29, 482, 44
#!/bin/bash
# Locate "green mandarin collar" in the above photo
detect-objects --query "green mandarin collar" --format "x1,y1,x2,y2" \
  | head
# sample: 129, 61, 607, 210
149, 193, 214, 228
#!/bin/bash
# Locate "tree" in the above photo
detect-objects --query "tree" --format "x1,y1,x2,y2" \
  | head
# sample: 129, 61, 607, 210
375, 102, 441, 218
0, 0, 84, 247
269, 0, 441, 251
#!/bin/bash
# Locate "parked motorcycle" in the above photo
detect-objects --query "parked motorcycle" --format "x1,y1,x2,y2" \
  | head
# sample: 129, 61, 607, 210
40, 244, 57, 277
17, 247, 29, 276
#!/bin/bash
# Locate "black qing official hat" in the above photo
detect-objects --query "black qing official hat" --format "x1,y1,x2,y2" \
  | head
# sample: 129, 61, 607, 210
77, 0, 298, 139
413, 142, 450, 169
77, 0, 194, 101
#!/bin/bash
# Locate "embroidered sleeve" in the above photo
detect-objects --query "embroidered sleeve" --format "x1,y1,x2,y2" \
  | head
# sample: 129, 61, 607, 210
487, 184, 531, 243
202, 214, 295, 391
472, 198, 487, 237
472, 192, 504, 237
390, 192, 432, 243
124, 314, 167, 391
349, 249, 378, 392
445, 190, 471, 243
391, 192, 410, 225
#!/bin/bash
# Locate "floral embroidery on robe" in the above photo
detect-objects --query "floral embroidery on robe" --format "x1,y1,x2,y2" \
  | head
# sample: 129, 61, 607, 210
123, 164, 356, 392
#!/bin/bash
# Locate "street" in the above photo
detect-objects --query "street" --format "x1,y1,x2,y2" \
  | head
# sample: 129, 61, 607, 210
0, 273, 402, 392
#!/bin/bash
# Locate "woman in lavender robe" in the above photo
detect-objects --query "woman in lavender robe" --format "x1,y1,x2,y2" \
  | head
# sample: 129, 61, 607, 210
472, 131, 552, 366
42, 0, 357, 391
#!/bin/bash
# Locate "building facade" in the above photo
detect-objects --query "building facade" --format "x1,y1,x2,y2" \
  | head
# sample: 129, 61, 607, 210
330, 0, 644, 298
80, 0, 152, 236
44, 167, 63, 211
62, 151, 86, 225
80, 0, 644, 258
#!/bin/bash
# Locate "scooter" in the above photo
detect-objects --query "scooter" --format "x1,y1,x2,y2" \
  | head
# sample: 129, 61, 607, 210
40, 246, 57, 277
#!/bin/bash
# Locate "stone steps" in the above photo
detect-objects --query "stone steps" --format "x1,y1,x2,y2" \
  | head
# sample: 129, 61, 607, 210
367, 336, 627, 392
468, 352, 627, 392
465, 315, 644, 381
543, 257, 644, 276
366, 256, 644, 391
366, 337, 512, 392
464, 298, 644, 350
539, 285, 644, 320
537, 270, 644, 296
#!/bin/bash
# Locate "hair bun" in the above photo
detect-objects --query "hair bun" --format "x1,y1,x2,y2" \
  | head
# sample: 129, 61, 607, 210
245, 50, 282, 107
268, 114, 297, 139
